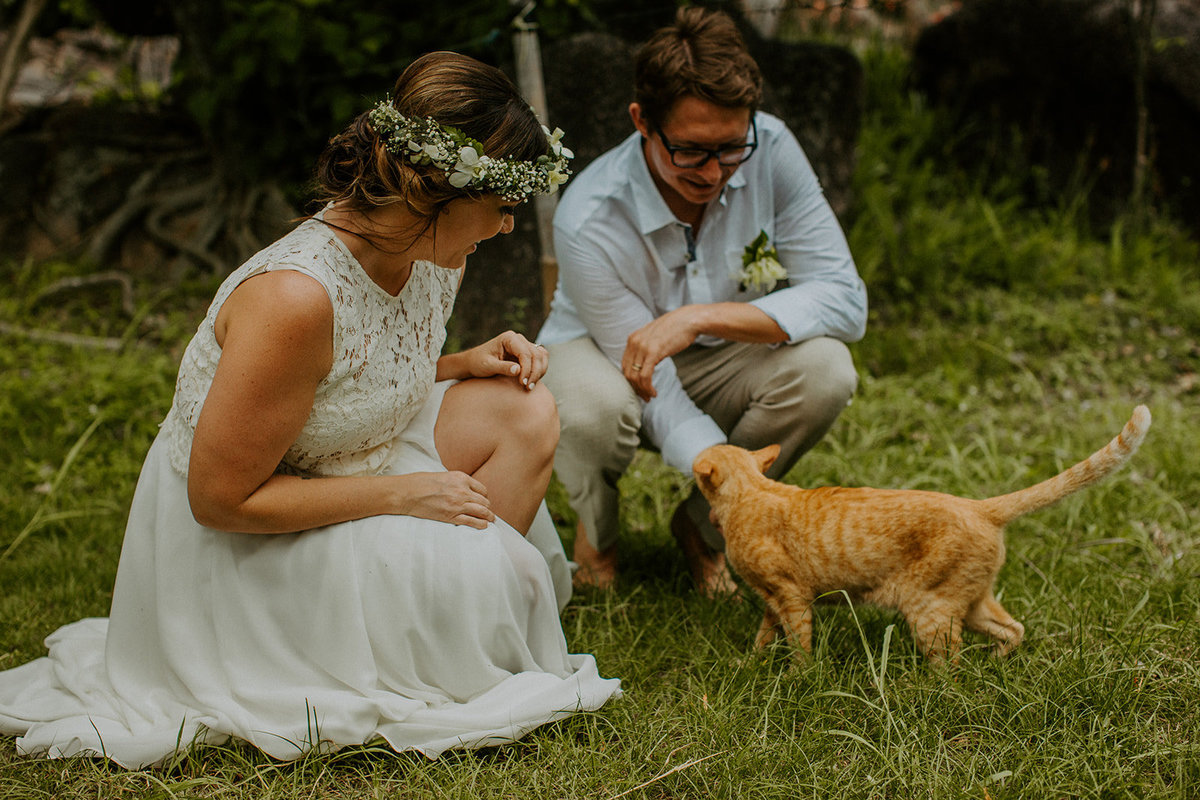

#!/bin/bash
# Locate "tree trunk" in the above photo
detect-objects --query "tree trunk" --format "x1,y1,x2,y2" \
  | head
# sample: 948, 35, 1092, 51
0, 0, 50, 112
1130, 0, 1157, 225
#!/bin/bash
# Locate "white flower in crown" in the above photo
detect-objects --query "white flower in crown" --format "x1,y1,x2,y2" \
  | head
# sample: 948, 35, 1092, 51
450, 146, 487, 188
737, 230, 787, 292
406, 140, 430, 165
546, 164, 569, 193
544, 125, 574, 160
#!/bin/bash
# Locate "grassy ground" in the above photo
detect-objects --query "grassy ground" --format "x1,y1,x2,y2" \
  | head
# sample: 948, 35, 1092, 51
2, 281, 1197, 799
3, 47, 1200, 800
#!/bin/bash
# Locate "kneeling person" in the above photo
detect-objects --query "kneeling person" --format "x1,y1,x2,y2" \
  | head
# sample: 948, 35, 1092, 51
537, 8, 868, 591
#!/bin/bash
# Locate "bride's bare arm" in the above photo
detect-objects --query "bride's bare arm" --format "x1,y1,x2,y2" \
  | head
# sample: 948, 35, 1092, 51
186, 270, 495, 533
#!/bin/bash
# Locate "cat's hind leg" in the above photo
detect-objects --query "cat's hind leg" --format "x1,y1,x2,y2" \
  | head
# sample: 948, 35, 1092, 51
906, 601, 965, 665
755, 606, 782, 648
965, 592, 1025, 656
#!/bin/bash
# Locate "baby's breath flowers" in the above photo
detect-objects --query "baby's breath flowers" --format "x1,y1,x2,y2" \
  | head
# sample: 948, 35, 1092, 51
736, 229, 787, 292
368, 101, 573, 202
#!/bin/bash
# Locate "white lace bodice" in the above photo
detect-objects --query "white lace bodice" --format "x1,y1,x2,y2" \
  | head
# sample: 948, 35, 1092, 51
160, 215, 460, 477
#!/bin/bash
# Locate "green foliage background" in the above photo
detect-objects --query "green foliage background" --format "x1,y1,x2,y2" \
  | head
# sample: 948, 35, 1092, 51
35, 0, 598, 187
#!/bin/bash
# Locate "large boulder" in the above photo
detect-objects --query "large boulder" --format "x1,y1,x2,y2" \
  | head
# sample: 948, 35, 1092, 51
911, 0, 1200, 234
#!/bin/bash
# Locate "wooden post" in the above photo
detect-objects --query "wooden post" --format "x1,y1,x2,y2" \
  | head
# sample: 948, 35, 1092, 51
510, 1, 559, 316
741, 0, 785, 38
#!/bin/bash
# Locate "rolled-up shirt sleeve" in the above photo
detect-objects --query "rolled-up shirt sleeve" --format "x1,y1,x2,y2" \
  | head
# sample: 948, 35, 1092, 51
749, 125, 867, 344
552, 222, 653, 363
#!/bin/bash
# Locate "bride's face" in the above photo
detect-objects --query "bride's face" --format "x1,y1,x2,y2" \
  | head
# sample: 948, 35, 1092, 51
432, 196, 518, 270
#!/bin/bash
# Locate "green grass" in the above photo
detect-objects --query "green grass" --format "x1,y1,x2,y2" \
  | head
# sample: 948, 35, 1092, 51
3, 271, 1198, 799
3, 44, 1200, 800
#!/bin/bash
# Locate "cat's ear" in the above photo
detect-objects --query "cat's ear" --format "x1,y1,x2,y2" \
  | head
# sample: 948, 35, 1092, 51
754, 444, 781, 473
693, 453, 721, 493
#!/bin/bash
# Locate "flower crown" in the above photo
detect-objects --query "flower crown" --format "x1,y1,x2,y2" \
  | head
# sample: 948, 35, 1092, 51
368, 100, 573, 202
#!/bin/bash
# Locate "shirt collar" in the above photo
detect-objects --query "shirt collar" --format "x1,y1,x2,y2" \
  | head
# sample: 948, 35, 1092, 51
625, 134, 677, 235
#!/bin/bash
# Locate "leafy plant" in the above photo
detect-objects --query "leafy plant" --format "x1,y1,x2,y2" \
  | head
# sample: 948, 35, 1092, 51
64, 0, 597, 189
846, 42, 1200, 318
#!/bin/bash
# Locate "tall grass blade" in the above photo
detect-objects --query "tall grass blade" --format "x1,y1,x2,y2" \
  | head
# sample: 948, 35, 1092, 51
1, 414, 106, 562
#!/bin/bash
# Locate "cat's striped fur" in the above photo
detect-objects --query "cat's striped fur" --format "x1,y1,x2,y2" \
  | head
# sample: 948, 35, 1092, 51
694, 406, 1151, 664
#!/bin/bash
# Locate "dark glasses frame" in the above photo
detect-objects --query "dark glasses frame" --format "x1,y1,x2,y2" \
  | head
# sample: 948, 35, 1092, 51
652, 118, 759, 169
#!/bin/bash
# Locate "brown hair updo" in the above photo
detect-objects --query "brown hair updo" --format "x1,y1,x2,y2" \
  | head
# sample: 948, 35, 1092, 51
314, 51, 549, 225
634, 7, 763, 130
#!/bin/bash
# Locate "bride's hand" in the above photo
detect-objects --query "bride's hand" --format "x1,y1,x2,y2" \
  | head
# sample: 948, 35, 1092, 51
463, 330, 549, 390
395, 471, 495, 529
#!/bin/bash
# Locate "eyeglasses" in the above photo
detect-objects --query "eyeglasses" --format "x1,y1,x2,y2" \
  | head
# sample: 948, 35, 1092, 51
652, 118, 758, 169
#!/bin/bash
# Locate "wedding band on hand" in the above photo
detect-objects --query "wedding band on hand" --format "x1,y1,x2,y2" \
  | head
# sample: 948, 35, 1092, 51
631, 363, 643, 371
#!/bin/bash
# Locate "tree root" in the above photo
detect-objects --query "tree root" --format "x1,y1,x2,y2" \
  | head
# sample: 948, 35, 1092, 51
79, 151, 294, 277
143, 177, 229, 274
33, 270, 135, 315
0, 321, 126, 351
83, 157, 176, 266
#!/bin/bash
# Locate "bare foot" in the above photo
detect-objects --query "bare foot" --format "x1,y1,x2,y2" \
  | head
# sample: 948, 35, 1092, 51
670, 505, 738, 598
572, 522, 617, 589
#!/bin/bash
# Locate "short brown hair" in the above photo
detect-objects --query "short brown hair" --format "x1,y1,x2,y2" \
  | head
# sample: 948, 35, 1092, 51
634, 7, 763, 129
315, 51, 547, 223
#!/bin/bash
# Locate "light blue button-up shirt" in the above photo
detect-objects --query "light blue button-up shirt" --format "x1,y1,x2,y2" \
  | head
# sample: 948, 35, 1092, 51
537, 111, 867, 474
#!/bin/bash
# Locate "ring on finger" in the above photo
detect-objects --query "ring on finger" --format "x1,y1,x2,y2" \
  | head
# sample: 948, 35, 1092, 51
631, 363, 643, 371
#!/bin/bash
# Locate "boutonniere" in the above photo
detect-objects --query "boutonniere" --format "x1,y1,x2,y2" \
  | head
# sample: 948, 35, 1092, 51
736, 230, 786, 292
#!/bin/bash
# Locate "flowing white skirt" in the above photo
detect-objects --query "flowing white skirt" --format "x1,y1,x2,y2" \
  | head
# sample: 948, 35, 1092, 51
0, 384, 620, 768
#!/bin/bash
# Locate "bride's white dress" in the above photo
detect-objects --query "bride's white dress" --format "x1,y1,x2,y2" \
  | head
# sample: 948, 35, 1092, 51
0, 217, 620, 768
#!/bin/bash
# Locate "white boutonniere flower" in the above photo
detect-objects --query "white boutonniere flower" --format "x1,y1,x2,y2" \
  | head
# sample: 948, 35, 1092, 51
737, 230, 787, 292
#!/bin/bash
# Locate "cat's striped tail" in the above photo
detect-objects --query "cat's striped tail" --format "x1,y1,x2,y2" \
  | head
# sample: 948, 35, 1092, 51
979, 405, 1151, 525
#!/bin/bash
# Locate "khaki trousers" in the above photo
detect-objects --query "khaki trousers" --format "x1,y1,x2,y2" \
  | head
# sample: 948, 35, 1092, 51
541, 336, 858, 551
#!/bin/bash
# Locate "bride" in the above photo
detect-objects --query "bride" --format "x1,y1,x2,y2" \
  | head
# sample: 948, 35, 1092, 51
0, 50, 620, 768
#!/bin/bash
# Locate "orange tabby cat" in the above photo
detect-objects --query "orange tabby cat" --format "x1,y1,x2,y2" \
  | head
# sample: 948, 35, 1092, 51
693, 406, 1151, 664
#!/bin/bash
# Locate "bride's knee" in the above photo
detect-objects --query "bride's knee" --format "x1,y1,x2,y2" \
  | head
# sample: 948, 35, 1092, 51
493, 380, 559, 452
528, 383, 560, 453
